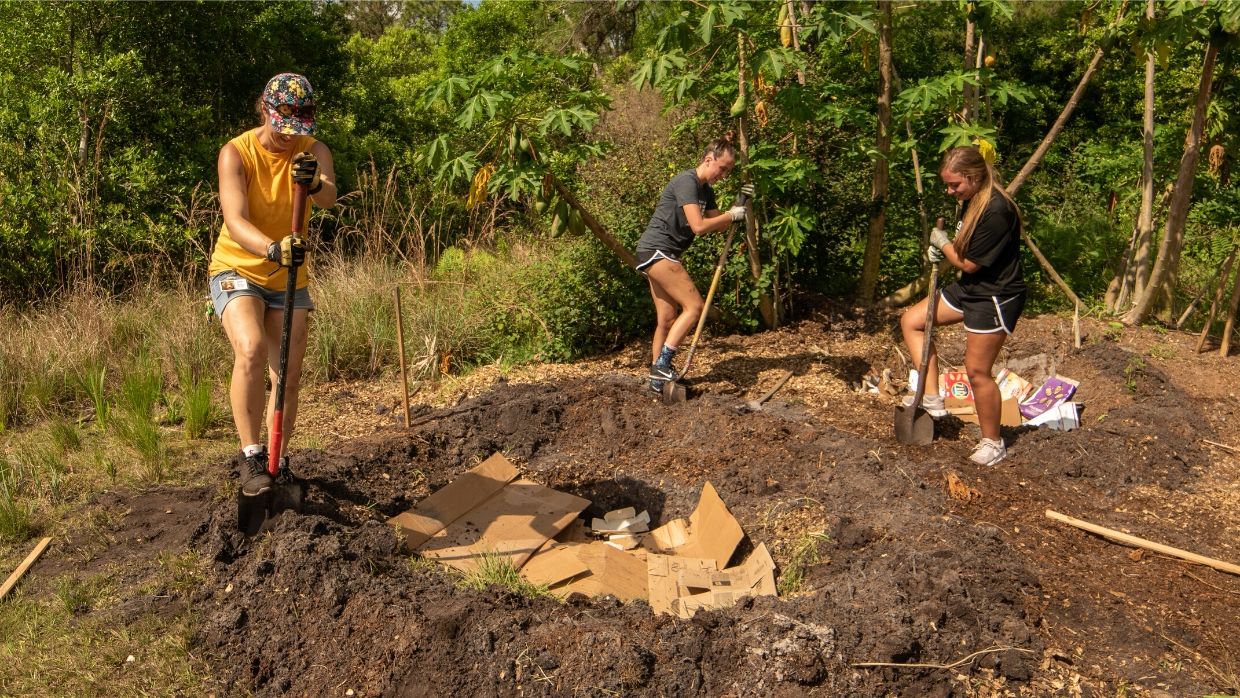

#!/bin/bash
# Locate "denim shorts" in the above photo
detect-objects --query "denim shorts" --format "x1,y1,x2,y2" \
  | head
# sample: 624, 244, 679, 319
209, 270, 314, 319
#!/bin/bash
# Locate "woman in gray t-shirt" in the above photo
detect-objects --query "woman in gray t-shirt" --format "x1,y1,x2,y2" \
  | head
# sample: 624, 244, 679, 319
633, 138, 747, 394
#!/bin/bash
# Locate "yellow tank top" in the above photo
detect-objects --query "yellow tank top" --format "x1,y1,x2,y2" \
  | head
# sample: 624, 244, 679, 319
208, 128, 317, 291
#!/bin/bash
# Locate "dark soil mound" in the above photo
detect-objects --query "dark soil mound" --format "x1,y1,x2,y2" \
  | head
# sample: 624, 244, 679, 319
191, 378, 1045, 697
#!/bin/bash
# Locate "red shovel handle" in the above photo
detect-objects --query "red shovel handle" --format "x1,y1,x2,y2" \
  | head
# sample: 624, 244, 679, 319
269, 181, 309, 475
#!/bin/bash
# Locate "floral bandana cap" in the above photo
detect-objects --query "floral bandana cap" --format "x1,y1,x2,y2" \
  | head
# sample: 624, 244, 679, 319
262, 73, 317, 136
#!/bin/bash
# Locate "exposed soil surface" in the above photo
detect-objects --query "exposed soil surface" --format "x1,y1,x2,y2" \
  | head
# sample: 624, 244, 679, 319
31, 306, 1240, 696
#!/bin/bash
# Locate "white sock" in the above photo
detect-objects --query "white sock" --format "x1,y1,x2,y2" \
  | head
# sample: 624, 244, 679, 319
242, 443, 264, 457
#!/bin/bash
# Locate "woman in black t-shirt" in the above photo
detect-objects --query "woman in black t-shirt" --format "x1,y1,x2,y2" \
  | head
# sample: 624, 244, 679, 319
900, 145, 1027, 466
633, 139, 748, 394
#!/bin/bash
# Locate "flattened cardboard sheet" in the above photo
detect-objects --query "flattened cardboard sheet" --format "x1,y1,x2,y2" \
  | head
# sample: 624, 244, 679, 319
388, 453, 517, 550
643, 482, 743, 568
552, 542, 648, 602
519, 544, 590, 587
419, 478, 589, 572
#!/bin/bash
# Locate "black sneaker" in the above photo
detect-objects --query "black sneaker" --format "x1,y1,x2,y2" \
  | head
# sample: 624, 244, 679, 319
649, 363, 679, 382
241, 452, 273, 496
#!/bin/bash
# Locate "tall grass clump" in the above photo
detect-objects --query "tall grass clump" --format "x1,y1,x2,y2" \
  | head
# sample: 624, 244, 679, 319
74, 358, 109, 429
179, 378, 216, 439
0, 458, 33, 543
308, 252, 403, 380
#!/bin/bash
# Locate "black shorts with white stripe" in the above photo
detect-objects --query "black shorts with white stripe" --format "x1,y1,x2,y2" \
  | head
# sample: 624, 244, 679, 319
940, 282, 1026, 335
634, 249, 682, 274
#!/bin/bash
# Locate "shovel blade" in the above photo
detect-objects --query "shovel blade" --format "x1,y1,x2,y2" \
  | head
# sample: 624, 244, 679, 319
236, 480, 304, 536
661, 380, 687, 405
894, 404, 935, 445
237, 490, 271, 536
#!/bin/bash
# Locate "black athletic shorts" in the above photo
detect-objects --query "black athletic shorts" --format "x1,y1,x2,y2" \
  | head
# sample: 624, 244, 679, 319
940, 282, 1026, 335
634, 249, 682, 274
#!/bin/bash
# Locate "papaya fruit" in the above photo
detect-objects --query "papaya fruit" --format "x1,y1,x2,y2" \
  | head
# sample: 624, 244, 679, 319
729, 93, 748, 117
568, 208, 585, 236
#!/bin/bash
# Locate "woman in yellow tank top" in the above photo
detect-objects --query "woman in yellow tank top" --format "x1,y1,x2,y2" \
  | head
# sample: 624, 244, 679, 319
208, 73, 337, 497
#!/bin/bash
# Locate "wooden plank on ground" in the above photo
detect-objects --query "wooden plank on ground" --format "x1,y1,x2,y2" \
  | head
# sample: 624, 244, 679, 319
1, 537, 52, 601
388, 453, 518, 550
419, 479, 589, 572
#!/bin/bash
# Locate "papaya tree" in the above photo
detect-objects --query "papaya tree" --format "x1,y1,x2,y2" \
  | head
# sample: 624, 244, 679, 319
419, 48, 635, 267
1123, 0, 1240, 325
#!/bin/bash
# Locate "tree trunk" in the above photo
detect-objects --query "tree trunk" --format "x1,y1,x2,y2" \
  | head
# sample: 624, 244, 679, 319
1006, 49, 1105, 196
737, 32, 777, 328
1123, 41, 1218, 326
858, 0, 894, 303
785, 0, 806, 86
961, 17, 976, 121
1108, 0, 1157, 312
549, 176, 636, 269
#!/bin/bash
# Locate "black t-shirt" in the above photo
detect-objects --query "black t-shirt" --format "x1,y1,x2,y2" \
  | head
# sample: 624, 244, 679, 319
635, 169, 717, 257
956, 191, 1025, 296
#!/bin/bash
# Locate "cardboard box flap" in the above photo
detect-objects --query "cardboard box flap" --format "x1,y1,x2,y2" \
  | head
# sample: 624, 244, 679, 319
388, 453, 518, 550
677, 482, 746, 568
553, 542, 648, 602
519, 544, 590, 587
663, 544, 778, 618
646, 553, 717, 617
419, 478, 589, 572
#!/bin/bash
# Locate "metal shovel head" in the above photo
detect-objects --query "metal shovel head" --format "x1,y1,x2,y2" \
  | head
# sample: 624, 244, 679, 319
661, 380, 687, 404
236, 479, 304, 536
894, 403, 935, 445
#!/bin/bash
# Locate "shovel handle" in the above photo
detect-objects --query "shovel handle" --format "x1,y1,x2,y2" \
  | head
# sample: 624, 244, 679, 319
269, 181, 309, 474
910, 263, 940, 408
679, 190, 750, 380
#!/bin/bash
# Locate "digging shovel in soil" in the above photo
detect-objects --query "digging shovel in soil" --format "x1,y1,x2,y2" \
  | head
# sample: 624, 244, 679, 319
238, 182, 309, 535
894, 249, 941, 445
662, 189, 750, 405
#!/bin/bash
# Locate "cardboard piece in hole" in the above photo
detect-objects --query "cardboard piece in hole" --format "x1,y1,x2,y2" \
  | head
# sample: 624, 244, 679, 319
642, 482, 744, 569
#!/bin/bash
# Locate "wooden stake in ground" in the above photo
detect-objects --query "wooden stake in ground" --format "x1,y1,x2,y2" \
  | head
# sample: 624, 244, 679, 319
394, 286, 411, 428
1, 537, 52, 601
1046, 510, 1240, 576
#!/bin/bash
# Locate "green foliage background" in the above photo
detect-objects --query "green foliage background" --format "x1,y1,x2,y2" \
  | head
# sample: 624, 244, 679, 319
2, 0, 1239, 357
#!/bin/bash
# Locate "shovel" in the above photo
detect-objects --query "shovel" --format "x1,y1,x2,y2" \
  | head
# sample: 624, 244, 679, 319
894, 259, 941, 445
662, 189, 750, 405
238, 181, 308, 535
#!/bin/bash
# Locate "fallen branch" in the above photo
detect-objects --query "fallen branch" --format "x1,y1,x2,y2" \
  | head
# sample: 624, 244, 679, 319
1203, 439, 1240, 454
852, 645, 1034, 670
1045, 509, 1240, 576
1, 537, 52, 601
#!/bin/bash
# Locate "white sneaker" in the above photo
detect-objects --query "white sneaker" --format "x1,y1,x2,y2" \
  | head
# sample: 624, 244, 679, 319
901, 393, 947, 417
969, 438, 1007, 466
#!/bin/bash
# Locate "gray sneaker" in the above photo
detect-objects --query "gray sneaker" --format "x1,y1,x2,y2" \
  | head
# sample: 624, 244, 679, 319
241, 452, 273, 496
901, 393, 947, 417
969, 438, 1007, 466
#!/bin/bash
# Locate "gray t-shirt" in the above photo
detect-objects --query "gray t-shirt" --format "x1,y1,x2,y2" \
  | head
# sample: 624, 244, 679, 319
636, 170, 717, 257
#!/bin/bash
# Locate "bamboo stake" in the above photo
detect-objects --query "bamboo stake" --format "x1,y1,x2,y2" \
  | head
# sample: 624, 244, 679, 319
1, 537, 52, 601
1046, 509, 1240, 576
394, 287, 411, 428
1072, 301, 1081, 350
1196, 247, 1235, 353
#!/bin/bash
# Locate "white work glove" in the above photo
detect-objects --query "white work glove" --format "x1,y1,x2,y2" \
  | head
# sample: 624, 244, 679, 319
728, 205, 747, 222
739, 182, 755, 201
927, 245, 944, 264
929, 225, 951, 250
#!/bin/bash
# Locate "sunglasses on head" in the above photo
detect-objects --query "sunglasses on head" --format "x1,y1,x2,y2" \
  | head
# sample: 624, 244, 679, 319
266, 101, 316, 120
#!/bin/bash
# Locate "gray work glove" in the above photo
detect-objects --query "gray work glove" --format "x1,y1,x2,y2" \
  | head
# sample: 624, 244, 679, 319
927, 245, 944, 264
929, 225, 951, 250
266, 236, 306, 267
728, 205, 747, 222
739, 182, 755, 201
